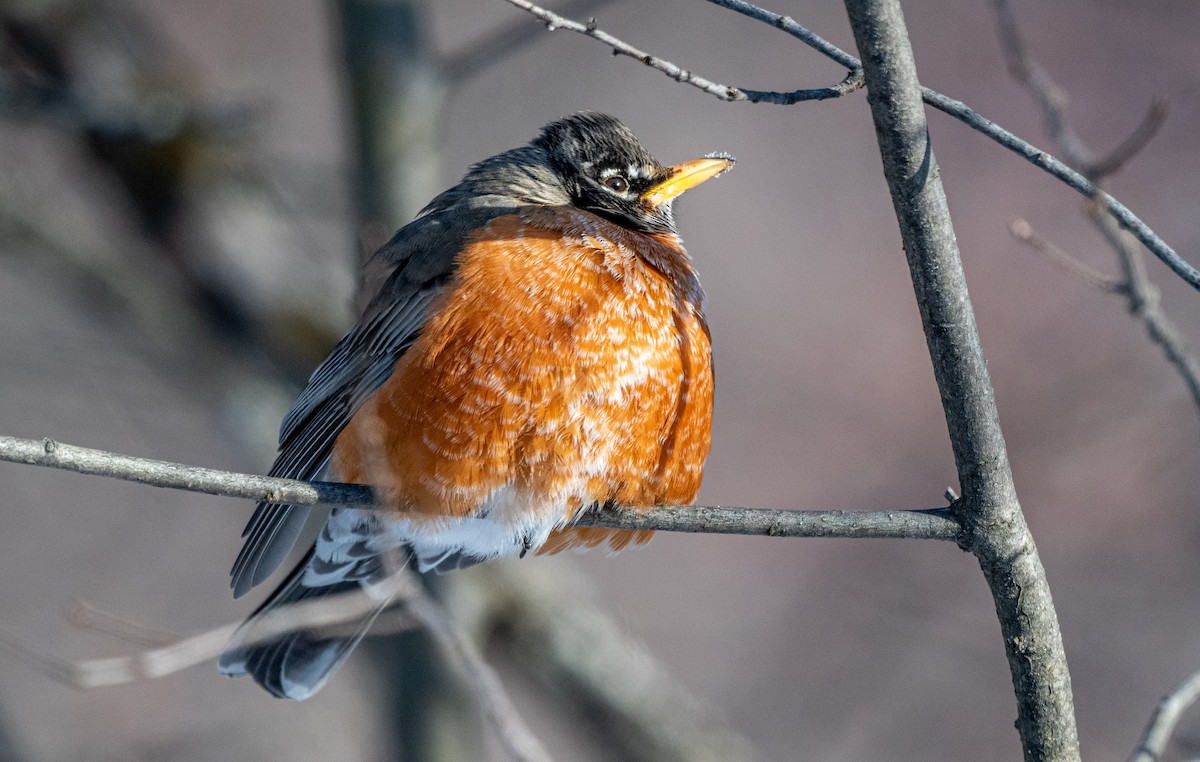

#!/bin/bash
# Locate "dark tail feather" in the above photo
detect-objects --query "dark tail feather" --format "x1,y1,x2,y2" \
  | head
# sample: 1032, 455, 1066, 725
218, 553, 390, 700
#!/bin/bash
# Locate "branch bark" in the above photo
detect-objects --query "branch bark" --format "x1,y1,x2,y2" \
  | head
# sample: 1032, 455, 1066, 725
843, 1, 1080, 759
0, 435, 959, 541
499, 0, 1200, 292
501, 0, 863, 104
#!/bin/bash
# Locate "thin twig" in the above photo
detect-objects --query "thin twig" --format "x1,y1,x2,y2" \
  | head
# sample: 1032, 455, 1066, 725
990, 0, 1168, 181
0, 577, 408, 689
990, 0, 1200, 422
472, 563, 755, 761
1129, 668, 1200, 762
1086, 99, 1168, 181
498, 0, 1200, 291
65, 599, 181, 648
704, 0, 860, 69
0, 435, 961, 541
1090, 207, 1200, 414
501, 0, 863, 104
1009, 218, 1124, 293
443, 0, 620, 83
714, 0, 1200, 291
0, 434, 374, 506
398, 570, 553, 762
2, 569, 549, 761
989, 0, 1090, 169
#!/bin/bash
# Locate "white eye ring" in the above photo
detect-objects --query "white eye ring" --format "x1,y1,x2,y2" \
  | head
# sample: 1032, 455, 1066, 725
603, 175, 629, 194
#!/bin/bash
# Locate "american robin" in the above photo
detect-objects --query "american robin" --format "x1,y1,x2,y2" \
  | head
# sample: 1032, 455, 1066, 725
218, 112, 732, 699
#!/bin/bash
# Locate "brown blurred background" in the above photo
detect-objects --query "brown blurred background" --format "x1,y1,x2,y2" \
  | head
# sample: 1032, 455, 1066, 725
1, 0, 1199, 759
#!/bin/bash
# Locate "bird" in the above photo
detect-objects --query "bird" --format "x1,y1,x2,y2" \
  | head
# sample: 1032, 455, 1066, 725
218, 112, 732, 699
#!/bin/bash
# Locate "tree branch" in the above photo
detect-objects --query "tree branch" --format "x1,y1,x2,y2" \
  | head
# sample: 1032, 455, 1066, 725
715, 0, 1199, 292
990, 0, 1200, 423
394, 570, 553, 762
989, 0, 1167, 181
1092, 208, 1200, 417
578, 502, 957, 540
500, 0, 864, 104
1008, 218, 1124, 294
442, 0, 621, 84
0, 567, 551, 762
1129, 667, 1200, 762
843, 1, 1080, 759
471, 563, 755, 761
0, 434, 959, 541
497, 0, 1200, 292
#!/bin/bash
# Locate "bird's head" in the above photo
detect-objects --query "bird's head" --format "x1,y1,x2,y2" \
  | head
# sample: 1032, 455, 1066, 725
533, 112, 733, 235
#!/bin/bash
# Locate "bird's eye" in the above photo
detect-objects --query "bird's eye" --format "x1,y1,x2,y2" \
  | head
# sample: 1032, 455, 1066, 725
603, 175, 629, 194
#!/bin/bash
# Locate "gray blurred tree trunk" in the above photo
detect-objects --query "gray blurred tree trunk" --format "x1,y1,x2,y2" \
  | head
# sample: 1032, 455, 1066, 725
334, 2, 477, 760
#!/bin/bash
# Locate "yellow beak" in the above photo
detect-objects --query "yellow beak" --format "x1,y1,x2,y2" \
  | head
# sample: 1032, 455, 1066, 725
643, 156, 735, 208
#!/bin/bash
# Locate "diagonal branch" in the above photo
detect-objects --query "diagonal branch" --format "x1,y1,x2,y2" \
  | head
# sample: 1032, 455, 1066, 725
498, 0, 1200, 292
843, 0, 1080, 758
990, 0, 1168, 181
1085, 100, 1167, 181
443, 0, 621, 84
1009, 218, 1124, 294
501, 0, 864, 104
0, 435, 960, 541
1092, 208, 1200, 416
1129, 667, 1200, 762
0, 568, 551, 762
990, 0, 1200, 423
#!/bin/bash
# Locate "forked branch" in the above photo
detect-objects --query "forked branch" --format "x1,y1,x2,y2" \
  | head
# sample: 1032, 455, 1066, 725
501, 0, 1200, 292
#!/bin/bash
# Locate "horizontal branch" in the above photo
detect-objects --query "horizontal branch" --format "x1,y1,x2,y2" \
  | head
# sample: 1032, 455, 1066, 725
0, 435, 373, 506
0, 434, 959, 541
577, 503, 958, 540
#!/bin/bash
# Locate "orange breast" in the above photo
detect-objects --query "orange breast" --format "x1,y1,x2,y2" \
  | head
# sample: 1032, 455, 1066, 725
332, 207, 713, 554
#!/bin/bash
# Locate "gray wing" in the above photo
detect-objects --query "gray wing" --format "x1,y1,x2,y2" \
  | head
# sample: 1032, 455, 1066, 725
229, 203, 515, 597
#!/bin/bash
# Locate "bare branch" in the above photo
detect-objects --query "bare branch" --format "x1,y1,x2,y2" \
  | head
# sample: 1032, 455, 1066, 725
0, 577, 405, 689
1086, 98, 1168, 181
471, 563, 755, 761
844, 0, 1080, 758
398, 571, 553, 762
443, 0, 621, 83
1008, 218, 1124, 293
64, 599, 181, 648
500, 0, 864, 104
990, 0, 1167, 181
1090, 208, 1200, 416
578, 502, 958, 541
989, 0, 1090, 169
501, 0, 1198, 291
2, 570, 550, 762
989, 0, 1200, 423
0, 434, 374, 506
0, 434, 960, 541
1129, 668, 1200, 762
704, 0, 861, 69
712, 0, 1200, 289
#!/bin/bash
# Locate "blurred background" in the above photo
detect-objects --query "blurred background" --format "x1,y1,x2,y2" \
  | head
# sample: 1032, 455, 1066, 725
1, 0, 1199, 759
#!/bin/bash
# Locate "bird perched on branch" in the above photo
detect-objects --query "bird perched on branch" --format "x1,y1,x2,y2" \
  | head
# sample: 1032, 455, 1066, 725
219, 112, 732, 699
